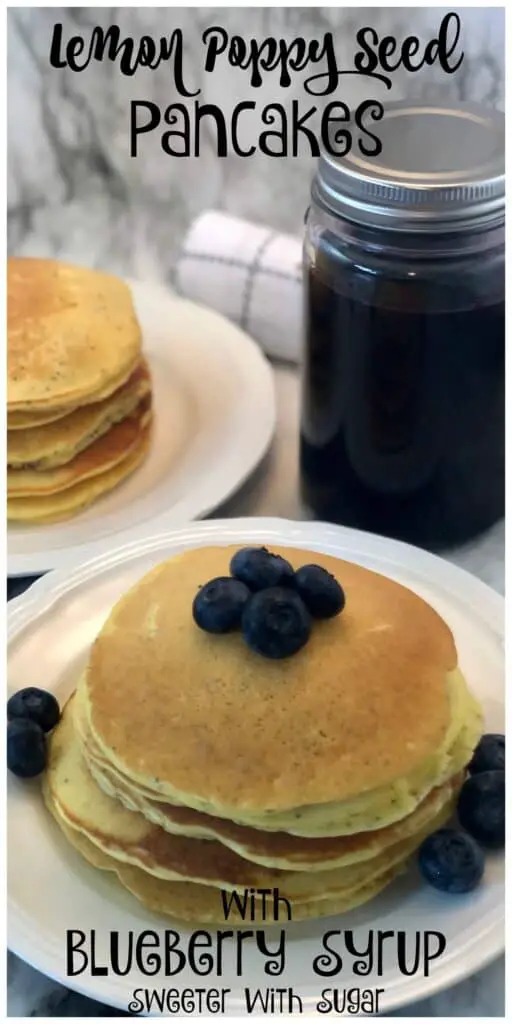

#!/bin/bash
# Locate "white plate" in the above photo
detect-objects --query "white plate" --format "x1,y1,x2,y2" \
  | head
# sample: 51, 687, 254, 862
8, 284, 276, 577
7, 518, 504, 1016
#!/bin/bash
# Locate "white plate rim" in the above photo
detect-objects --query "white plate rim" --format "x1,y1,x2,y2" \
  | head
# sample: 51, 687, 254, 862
7, 517, 504, 1015
8, 287, 277, 579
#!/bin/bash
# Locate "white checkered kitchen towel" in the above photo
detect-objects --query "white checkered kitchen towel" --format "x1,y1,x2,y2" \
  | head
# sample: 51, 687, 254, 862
175, 211, 303, 364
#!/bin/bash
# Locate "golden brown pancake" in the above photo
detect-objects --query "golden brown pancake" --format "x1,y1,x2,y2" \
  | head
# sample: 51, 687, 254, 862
79, 664, 480, 839
7, 363, 140, 429
38, 544, 483, 925
73, 670, 463, 869
8, 257, 141, 411
83, 546, 459, 822
8, 361, 151, 469
89, 757, 462, 871
46, 793, 406, 924
8, 405, 80, 431
45, 699, 456, 900
8, 396, 151, 497
7, 422, 151, 523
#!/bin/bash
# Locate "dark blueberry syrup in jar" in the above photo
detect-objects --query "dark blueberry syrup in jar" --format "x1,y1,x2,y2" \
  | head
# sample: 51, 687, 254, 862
300, 102, 505, 550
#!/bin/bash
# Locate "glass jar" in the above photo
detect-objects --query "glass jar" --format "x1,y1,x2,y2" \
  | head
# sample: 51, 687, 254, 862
301, 101, 505, 549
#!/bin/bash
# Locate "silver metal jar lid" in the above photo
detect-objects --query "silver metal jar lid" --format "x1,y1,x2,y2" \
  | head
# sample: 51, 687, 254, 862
313, 101, 505, 233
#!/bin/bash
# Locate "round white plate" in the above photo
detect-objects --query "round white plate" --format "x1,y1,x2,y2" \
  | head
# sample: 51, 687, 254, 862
7, 518, 504, 1015
8, 284, 276, 577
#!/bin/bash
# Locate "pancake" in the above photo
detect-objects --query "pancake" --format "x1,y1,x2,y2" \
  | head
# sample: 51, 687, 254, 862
76, 662, 480, 838
7, 363, 138, 429
8, 257, 141, 412
7, 422, 151, 523
8, 396, 151, 497
45, 699, 447, 903
8, 405, 81, 431
8, 360, 151, 469
82, 546, 481, 831
88, 756, 463, 871
72, 676, 463, 868
46, 793, 406, 924
116, 862, 405, 924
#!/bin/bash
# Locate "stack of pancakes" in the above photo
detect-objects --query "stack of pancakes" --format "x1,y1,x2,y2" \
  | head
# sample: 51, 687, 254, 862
43, 546, 483, 924
7, 257, 152, 523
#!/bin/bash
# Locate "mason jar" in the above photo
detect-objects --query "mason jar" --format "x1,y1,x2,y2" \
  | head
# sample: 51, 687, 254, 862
301, 101, 505, 550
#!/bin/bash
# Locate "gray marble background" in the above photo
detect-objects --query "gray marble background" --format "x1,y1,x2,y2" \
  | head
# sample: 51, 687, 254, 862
8, 6, 505, 281
7, 6, 505, 1018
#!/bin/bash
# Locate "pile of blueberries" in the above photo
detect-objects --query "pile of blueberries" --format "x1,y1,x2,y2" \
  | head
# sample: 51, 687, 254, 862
192, 546, 345, 658
418, 733, 505, 893
7, 688, 61, 778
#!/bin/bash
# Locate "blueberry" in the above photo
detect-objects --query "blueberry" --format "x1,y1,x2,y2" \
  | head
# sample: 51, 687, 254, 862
241, 587, 311, 659
457, 770, 505, 849
293, 564, 345, 619
230, 547, 294, 592
7, 719, 47, 778
418, 828, 484, 893
193, 577, 251, 634
7, 687, 60, 733
468, 734, 505, 775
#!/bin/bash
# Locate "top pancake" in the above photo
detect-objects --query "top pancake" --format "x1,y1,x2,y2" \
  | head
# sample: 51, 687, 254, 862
7, 257, 141, 411
84, 545, 457, 816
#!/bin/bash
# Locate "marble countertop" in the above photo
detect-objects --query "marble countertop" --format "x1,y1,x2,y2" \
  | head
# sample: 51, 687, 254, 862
7, 366, 504, 1017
